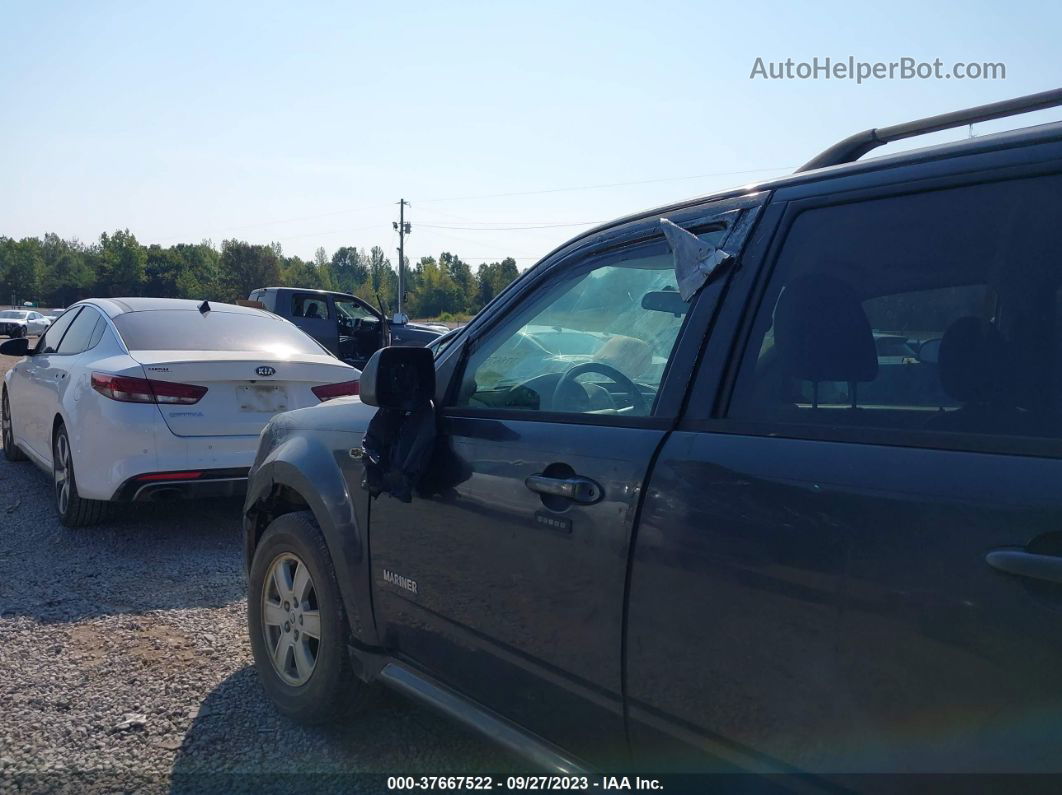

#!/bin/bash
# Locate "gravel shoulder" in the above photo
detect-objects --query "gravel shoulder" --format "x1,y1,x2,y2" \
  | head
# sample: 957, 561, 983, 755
0, 385, 513, 792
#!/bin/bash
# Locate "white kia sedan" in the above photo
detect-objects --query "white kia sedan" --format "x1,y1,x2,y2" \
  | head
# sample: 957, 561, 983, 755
1, 298, 360, 526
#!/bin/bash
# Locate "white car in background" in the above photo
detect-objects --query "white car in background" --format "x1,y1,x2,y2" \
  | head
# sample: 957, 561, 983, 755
1, 298, 360, 527
0, 309, 51, 338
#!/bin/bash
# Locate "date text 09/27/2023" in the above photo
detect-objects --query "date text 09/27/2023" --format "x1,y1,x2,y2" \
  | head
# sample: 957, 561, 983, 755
386, 775, 665, 791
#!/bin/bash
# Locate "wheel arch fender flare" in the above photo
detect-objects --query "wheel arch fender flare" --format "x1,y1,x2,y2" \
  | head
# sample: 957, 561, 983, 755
245, 435, 379, 648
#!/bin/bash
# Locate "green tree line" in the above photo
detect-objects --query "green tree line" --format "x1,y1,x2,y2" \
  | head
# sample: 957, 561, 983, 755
0, 230, 521, 320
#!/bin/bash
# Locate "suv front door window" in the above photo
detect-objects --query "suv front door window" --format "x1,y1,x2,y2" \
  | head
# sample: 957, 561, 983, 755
365, 226, 729, 761
455, 253, 688, 416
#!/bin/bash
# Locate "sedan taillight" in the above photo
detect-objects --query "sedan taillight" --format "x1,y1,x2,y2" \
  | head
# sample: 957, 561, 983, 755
311, 379, 360, 402
91, 373, 208, 405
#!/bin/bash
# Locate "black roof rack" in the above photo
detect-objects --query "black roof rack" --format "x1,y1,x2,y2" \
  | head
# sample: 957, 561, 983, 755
797, 87, 1062, 173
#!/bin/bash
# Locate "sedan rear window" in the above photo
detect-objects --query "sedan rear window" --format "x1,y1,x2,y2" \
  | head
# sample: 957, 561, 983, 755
113, 310, 327, 355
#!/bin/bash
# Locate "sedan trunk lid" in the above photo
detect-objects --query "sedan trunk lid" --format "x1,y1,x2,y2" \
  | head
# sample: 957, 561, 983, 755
127, 350, 358, 437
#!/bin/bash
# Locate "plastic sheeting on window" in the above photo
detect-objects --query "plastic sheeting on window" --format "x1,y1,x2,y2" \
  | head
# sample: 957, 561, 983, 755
660, 218, 732, 302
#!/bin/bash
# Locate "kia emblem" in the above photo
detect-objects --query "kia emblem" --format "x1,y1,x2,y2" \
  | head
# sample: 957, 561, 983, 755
255, 366, 276, 377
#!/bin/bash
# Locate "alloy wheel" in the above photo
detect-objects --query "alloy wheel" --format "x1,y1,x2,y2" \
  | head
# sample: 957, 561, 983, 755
2, 395, 12, 450
261, 552, 322, 686
53, 431, 72, 515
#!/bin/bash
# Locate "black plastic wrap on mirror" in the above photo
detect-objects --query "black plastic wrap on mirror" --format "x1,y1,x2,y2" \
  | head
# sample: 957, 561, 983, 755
359, 346, 435, 410
360, 403, 436, 503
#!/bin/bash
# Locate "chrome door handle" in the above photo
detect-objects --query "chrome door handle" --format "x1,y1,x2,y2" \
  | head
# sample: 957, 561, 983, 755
525, 474, 602, 504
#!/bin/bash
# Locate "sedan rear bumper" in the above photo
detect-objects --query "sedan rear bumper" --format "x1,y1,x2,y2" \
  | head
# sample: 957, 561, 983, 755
73, 398, 261, 501
111, 467, 250, 502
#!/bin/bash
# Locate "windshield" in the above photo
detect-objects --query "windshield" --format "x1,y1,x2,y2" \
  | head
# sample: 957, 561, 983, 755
113, 310, 328, 355
0, 311, 28, 319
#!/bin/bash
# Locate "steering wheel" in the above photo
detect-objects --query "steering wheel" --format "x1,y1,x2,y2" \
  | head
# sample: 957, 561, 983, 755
552, 362, 648, 415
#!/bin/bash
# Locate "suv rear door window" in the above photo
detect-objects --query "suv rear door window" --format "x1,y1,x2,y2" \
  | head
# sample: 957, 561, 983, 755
727, 174, 1062, 442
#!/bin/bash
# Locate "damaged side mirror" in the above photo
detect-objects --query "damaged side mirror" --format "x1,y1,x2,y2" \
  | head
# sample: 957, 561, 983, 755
359, 346, 436, 410
359, 346, 438, 503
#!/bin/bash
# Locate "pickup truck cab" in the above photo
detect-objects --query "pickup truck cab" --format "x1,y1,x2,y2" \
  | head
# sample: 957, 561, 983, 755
247, 286, 443, 369
242, 90, 1062, 779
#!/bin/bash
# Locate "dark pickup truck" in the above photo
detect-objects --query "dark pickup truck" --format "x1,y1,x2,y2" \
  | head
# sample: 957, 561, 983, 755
241, 90, 1062, 779
247, 287, 444, 369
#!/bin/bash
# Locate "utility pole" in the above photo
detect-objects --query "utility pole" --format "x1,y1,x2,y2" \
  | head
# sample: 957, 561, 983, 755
392, 199, 411, 321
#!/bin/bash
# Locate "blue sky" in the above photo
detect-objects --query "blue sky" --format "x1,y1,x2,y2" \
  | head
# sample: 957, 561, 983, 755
1, 0, 1060, 265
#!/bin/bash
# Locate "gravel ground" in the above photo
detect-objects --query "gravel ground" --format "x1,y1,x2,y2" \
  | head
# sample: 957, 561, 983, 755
0, 392, 514, 792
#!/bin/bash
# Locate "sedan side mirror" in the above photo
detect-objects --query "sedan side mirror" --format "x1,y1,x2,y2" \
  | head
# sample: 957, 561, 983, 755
359, 346, 435, 410
0, 338, 30, 357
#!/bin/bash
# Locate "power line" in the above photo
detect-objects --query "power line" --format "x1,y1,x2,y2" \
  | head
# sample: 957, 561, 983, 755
415, 166, 794, 203
426, 227, 526, 257
150, 165, 791, 244
417, 221, 603, 231
267, 223, 384, 242
144, 163, 793, 250
154, 203, 392, 242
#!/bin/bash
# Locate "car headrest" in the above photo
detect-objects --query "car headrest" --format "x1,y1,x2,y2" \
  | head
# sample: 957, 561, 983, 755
773, 274, 878, 384
938, 316, 1008, 404
593, 335, 653, 380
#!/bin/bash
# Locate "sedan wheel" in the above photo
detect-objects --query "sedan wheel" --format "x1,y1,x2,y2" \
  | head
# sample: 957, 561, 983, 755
51, 424, 106, 527
2, 392, 27, 462
54, 431, 72, 514
261, 552, 322, 686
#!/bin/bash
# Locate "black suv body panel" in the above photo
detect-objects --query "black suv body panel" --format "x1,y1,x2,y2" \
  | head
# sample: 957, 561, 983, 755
244, 117, 1062, 775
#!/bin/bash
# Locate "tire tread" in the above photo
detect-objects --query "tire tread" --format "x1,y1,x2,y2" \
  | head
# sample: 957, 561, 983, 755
2, 391, 28, 463
248, 510, 373, 723
54, 424, 108, 528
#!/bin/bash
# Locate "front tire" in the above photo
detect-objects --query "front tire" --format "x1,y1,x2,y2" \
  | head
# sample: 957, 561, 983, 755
248, 511, 372, 723
53, 423, 107, 527
2, 391, 28, 462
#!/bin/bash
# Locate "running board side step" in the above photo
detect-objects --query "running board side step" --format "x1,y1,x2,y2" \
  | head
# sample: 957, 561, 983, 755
378, 661, 591, 775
